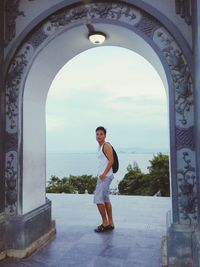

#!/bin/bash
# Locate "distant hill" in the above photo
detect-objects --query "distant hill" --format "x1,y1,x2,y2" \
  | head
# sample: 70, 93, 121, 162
47, 147, 169, 154
116, 147, 169, 154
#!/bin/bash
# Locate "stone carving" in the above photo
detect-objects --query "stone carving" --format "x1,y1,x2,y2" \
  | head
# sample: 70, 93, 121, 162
177, 152, 197, 223
5, 152, 17, 215
48, 2, 141, 29
6, 43, 34, 133
4, 0, 25, 46
6, 53, 27, 131
27, 28, 48, 49
136, 13, 160, 37
4, 2, 196, 222
176, 127, 195, 150
153, 28, 193, 127
175, 0, 192, 25
5, 132, 18, 151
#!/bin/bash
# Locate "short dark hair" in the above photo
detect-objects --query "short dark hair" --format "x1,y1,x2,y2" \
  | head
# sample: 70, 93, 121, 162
96, 126, 107, 135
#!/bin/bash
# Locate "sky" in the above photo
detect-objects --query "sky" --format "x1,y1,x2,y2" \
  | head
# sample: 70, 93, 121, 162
46, 46, 169, 153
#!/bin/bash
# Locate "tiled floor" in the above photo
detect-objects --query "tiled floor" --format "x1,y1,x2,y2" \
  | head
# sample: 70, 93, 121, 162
1, 194, 170, 267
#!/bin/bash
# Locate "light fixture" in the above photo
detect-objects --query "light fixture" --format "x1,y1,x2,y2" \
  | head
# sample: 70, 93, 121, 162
88, 32, 106, 45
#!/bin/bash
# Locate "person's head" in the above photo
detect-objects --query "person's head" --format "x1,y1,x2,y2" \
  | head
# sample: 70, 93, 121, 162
96, 126, 107, 144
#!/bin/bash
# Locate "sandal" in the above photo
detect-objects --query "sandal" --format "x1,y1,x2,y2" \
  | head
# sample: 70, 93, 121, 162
94, 224, 111, 233
108, 225, 115, 230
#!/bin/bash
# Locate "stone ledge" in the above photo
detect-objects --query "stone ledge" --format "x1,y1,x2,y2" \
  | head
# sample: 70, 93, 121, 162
5, 220, 56, 259
166, 224, 194, 267
5, 198, 53, 250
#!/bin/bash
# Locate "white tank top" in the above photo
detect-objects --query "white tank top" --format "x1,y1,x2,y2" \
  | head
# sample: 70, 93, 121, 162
97, 143, 113, 176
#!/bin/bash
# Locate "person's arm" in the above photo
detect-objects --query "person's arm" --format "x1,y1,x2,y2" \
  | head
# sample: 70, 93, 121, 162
99, 143, 114, 180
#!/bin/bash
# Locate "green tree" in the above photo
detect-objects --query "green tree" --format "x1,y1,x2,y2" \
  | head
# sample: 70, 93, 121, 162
46, 175, 74, 193
68, 174, 97, 194
46, 174, 97, 194
148, 153, 170, 196
118, 153, 170, 196
118, 162, 145, 195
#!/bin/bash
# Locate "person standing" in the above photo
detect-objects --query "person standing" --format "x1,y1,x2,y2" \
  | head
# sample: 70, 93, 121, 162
94, 126, 115, 232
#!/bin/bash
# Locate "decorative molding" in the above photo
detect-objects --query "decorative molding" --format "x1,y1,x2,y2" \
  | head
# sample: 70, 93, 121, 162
5, 132, 18, 151
177, 151, 197, 223
6, 43, 33, 133
6, 53, 27, 132
176, 127, 195, 150
175, 0, 192, 25
136, 13, 160, 37
4, 2, 197, 222
48, 2, 141, 29
153, 28, 193, 127
27, 29, 47, 49
5, 152, 17, 215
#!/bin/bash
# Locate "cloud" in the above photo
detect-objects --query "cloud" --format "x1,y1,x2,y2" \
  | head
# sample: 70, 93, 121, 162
46, 46, 169, 152
46, 115, 65, 131
48, 46, 166, 99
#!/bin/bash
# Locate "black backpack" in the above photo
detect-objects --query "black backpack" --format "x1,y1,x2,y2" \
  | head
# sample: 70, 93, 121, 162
103, 143, 119, 173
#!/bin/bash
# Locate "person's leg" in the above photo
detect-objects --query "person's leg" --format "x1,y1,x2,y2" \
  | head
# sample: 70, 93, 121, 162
94, 179, 109, 226
104, 175, 114, 227
105, 202, 114, 227
96, 204, 109, 226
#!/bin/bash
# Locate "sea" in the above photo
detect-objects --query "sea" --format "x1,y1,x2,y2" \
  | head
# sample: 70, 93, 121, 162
46, 152, 167, 190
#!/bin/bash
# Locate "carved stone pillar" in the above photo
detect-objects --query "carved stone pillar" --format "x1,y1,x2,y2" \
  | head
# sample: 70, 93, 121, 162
191, 1, 200, 266
0, 0, 6, 261
0, 0, 5, 214
1, 0, 56, 260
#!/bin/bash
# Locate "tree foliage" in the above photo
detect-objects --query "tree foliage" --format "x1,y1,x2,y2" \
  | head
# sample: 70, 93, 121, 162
118, 153, 170, 196
46, 174, 97, 194
148, 153, 170, 196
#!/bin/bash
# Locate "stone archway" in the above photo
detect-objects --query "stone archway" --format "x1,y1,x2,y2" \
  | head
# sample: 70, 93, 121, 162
3, 1, 197, 266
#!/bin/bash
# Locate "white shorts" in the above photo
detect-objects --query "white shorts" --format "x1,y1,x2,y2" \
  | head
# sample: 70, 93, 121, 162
93, 175, 114, 204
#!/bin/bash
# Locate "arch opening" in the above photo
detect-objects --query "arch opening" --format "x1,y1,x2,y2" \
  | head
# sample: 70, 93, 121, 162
45, 45, 169, 198
23, 24, 169, 214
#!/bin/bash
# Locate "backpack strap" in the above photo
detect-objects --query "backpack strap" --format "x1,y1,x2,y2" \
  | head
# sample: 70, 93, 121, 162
102, 142, 107, 158
102, 142, 112, 159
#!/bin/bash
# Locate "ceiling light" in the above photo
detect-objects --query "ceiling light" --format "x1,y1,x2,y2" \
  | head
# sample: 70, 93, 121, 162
88, 32, 106, 45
